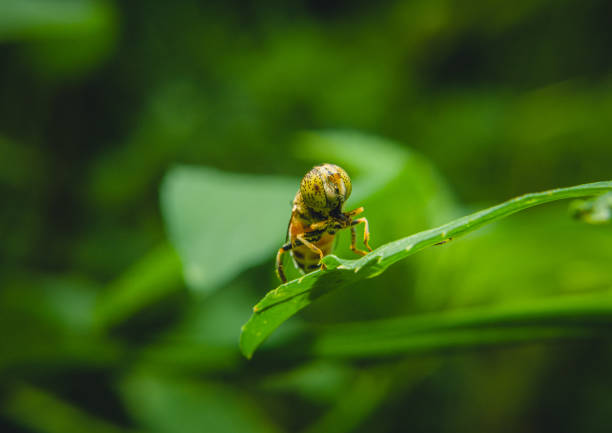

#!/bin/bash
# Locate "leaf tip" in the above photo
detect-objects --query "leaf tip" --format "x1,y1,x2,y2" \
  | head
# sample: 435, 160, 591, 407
240, 344, 254, 360
239, 329, 254, 360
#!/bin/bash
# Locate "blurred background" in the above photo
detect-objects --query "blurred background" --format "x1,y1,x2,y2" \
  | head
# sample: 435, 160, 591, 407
1, 0, 612, 432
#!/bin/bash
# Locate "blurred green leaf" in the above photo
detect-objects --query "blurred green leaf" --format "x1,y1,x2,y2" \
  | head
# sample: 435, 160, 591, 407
136, 282, 258, 372
301, 360, 438, 433
2, 384, 135, 433
0, 0, 111, 40
412, 205, 612, 310
571, 192, 612, 225
260, 361, 355, 404
0, 0, 117, 79
0, 275, 121, 372
120, 371, 281, 433
312, 291, 612, 357
88, 81, 209, 208
294, 130, 458, 225
301, 370, 394, 433
240, 181, 612, 358
160, 166, 296, 295
94, 243, 184, 330
293, 131, 408, 204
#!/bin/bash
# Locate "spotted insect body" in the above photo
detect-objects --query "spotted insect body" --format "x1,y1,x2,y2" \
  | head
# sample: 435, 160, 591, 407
275, 163, 372, 283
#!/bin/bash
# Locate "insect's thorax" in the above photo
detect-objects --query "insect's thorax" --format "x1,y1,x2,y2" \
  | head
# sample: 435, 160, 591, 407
288, 192, 348, 244
287, 193, 334, 272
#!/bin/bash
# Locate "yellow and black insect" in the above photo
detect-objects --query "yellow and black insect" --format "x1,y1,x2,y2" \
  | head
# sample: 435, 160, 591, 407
275, 163, 372, 283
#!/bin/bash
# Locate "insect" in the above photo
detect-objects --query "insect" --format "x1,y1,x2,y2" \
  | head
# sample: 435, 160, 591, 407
275, 163, 372, 283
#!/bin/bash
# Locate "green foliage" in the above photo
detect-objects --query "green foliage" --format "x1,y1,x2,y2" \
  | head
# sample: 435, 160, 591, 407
0, 0, 117, 79
0, 0, 112, 40
3, 385, 132, 433
160, 166, 296, 295
0, 275, 121, 372
312, 291, 612, 357
240, 181, 612, 358
120, 371, 281, 433
2, 2, 612, 432
571, 192, 612, 225
160, 131, 454, 295
93, 243, 184, 329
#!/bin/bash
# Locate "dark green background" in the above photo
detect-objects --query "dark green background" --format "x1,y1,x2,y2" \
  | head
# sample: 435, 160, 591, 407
1, 1, 611, 432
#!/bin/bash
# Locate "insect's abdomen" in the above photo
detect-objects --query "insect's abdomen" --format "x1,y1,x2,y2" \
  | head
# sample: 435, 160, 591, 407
291, 233, 335, 273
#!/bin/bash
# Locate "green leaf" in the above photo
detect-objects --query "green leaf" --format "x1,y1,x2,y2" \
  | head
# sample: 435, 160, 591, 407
311, 291, 612, 357
160, 131, 447, 296
570, 191, 612, 224
2, 384, 133, 433
301, 360, 438, 433
120, 371, 281, 433
259, 361, 355, 404
293, 130, 410, 204
136, 283, 260, 372
160, 166, 296, 295
293, 130, 458, 225
0, 0, 112, 40
93, 243, 184, 330
0, 0, 117, 80
0, 276, 121, 372
240, 181, 612, 358
411, 206, 612, 310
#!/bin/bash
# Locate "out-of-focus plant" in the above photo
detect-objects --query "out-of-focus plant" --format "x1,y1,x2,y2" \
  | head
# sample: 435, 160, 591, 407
3, 1, 612, 432
570, 192, 612, 225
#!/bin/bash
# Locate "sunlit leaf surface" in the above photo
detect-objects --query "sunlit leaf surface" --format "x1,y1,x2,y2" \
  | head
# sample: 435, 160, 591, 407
160, 167, 296, 295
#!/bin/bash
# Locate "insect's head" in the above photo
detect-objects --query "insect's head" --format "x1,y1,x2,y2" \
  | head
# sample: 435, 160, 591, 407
300, 163, 352, 212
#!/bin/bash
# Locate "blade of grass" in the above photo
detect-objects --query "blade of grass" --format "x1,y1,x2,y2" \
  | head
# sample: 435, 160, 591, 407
315, 326, 600, 358
240, 180, 612, 358
312, 291, 612, 357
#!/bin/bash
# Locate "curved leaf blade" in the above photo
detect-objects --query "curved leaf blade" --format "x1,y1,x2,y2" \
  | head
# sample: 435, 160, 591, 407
312, 291, 612, 358
240, 180, 612, 358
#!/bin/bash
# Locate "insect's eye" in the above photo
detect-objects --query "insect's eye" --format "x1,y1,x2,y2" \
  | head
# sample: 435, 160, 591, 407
300, 164, 352, 210
300, 169, 328, 210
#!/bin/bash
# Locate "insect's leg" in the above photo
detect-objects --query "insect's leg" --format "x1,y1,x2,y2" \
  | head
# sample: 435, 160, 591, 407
350, 217, 373, 253
276, 242, 292, 283
350, 225, 367, 256
434, 237, 453, 245
296, 234, 327, 270
309, 220, 328, 230
345, 206, 364, 218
